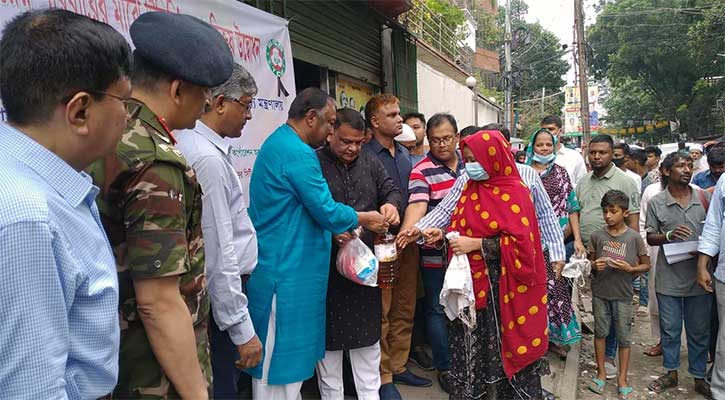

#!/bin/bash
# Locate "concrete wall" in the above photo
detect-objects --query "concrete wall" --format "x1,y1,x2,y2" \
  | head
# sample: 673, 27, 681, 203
416, 60, 500, 129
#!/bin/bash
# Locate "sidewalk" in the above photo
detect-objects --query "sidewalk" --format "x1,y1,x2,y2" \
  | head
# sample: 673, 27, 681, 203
576, 289, 708, 400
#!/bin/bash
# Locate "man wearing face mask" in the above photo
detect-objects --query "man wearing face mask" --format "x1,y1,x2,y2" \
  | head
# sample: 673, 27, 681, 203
246, 88, 387, 400
399, 124, 566, 299
541, 115, 587, 187
613, 142, 642, 189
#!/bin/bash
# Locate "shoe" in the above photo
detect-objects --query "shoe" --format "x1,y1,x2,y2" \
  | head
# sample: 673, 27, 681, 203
393, 369, 433, 387
438, 371, 452, 394
408, 348, 435, 371
637, 305, 648, 316
605, 359, 617, 380
379, 383, 403, 400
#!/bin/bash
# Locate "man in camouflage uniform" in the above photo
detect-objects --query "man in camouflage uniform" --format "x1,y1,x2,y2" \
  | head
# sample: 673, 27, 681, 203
87, 12, 234, 399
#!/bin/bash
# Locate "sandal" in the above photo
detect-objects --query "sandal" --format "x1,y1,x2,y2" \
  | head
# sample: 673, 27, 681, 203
694, 378, 714, 400
588, 378, 606, 395
648, 373, 678, 393
618, 386, 633, 399
643, 344, 662, 357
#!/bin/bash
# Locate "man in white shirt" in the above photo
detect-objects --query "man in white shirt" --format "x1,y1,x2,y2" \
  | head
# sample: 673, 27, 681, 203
176, 64, 261, 399
540, 115, 587, 187
614, 141, 642, 189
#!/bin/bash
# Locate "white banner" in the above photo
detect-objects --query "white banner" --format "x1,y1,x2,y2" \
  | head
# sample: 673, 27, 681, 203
0, 0, 296, 199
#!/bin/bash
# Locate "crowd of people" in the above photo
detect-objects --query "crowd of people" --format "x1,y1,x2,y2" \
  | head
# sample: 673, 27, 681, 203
2, 7, 725, 400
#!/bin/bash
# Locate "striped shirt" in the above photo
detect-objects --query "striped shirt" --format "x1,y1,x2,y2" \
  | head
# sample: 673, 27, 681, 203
415, 164, 566, 262
408, 153, 464, 268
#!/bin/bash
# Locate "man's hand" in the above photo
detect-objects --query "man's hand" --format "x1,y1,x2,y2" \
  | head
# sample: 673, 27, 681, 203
553, 261, 565, 279
422, 228, 444, 245
593, 257, 607, 271
334, 232, 353, 248
574, 240, 588, 258
380, 204, 400, 227
235, 335, 262, 370
449, 236, 482, 255
698, 268, 714, 293
358, 211, 389, 234
609, 259, 634, 273
395, 226, 421, 249
670, 225, 694, 241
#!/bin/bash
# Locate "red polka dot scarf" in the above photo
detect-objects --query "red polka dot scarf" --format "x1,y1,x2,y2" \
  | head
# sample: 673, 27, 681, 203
448, 130, 549, 378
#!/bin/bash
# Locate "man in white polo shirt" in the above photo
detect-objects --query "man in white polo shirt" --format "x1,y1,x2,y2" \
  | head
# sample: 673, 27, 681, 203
541, 115, 587, 187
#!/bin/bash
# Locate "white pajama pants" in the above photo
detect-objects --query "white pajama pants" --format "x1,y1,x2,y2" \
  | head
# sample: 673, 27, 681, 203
316, 341, 381, 400
252, 295, 303, 400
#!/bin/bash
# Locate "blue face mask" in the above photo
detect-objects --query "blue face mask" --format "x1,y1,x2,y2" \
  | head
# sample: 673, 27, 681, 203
465, 162, 490, 181
532, 152, 556, 164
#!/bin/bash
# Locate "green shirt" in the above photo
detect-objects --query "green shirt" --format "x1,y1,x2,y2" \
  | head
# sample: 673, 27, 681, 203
576, 164, 641, 246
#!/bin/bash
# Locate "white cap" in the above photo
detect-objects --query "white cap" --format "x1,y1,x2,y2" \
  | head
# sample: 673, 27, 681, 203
394, 124, 416, 142
690, 143, 703, 152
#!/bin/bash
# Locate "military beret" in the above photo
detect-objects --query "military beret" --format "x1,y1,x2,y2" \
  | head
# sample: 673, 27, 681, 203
130, 12, 234, 87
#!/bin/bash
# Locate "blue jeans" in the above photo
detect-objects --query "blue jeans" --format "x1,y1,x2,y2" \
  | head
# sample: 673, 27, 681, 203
657, 293, 713, 378
639, 273, 649, 306
421, 267, 450, 371
209, 309, 242, 399
605, 318, 618, 359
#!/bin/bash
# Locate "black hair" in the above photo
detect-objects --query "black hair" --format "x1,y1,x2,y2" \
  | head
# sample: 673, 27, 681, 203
480, 123, 511, 141
629, 149, 647, 167
460, 125, 481, 138
708, 144, 725, 166
0, 9, 132, 125
590, 134, 614, 149
540, 115, 562, 129
613, 142, 631, 155
644, 145, 662, 157
426, 113, 458, 136
660, 151, 693, 188
531, 128, 555, 146
288, 87, 333, 120
678, 141, 687, 150
335, 108, 365, 131
600, 189, 629, 210
403, 112, 426, 126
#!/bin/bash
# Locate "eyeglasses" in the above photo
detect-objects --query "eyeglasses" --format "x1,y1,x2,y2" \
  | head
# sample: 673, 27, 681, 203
429, 135, 457, 146
88, 90, 143, 125
230, 98, 252, 113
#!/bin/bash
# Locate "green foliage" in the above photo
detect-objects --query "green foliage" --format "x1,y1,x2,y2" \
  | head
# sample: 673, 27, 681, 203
420, 0, 469, 54
588, 0, 724, 138
475, 8, 502, 50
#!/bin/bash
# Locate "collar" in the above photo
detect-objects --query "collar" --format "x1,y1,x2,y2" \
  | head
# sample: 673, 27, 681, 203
137, 104, 176, 145
425, 150, 464, 173
592, 163, 617, 181
0, 123, 95, 208
665, 186, 702, 207
368, 136, 404, 157
194, 120, 231, 156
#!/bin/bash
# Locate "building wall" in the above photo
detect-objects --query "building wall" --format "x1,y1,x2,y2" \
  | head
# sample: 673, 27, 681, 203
417, 60, 500, 128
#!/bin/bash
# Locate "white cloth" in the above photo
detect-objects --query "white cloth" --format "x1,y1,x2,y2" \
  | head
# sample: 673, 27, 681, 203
554, 145, 587, 187
625, 169, 642, 190
252, 295, 303, 400
439, 232, 476, 328
711, 280, 725, 399
176, 121, 258, 345
316, 342, 381, 400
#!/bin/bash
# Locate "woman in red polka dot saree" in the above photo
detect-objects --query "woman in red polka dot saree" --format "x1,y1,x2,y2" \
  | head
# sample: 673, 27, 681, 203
446, 130, 551, 399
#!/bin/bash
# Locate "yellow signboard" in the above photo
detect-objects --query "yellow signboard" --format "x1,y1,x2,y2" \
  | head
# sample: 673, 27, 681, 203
336, 75, 376, 114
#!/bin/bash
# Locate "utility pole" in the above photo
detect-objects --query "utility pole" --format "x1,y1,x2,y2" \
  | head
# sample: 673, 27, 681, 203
574, 0, 591, 143
504, 0, 513, 134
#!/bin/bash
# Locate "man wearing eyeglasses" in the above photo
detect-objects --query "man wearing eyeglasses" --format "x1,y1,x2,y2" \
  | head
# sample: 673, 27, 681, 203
175, 64, 261, 399
541, 115, 587, 187
87, 12, 234, 399
0, 9, 132, 399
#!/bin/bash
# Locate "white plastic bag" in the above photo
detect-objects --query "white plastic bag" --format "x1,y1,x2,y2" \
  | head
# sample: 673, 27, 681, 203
336, 229, 379, 287
563, 253, 591, 288
439, 232, 476, 329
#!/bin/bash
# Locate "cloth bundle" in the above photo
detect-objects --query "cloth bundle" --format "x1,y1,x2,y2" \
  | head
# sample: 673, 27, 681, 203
439, 232, 477, 329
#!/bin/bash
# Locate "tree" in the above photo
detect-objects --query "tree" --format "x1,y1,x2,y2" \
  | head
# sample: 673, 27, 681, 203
588, 0, 724, 138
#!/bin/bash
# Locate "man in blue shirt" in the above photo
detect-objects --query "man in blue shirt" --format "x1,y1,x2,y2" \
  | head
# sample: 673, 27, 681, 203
0, 9, 135, 399
693, 144, 725, 190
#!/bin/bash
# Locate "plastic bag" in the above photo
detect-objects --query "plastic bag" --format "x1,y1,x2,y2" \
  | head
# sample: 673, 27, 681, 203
336, 229, 379, 287
439, 232, 476, 329
563, 253, 591, 288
